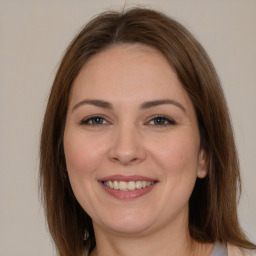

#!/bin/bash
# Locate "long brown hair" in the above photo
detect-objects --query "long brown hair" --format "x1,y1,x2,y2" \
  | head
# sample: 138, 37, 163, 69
40, 8, 256, 256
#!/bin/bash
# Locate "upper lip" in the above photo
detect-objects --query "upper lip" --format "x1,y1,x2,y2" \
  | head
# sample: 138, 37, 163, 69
98, 175, 157, 182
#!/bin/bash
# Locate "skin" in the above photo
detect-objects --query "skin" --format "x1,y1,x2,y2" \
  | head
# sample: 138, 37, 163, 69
64, 44, 212, 256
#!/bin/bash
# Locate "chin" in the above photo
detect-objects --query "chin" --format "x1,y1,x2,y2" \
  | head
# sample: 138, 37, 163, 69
93, 210, 156, 235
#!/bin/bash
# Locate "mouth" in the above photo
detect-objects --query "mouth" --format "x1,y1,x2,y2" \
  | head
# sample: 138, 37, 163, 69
99, 175, 158, 200
102, 180, 155, 191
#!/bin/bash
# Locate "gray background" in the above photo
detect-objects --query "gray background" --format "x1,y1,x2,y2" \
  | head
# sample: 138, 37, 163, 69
0, 0, 255, 255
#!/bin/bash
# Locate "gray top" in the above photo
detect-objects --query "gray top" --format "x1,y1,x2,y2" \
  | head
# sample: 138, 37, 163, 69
84, 242, 228, 256
211, 242, 228, 256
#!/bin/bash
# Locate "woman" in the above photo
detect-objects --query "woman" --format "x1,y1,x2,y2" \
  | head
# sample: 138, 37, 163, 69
40, 8, 256, 256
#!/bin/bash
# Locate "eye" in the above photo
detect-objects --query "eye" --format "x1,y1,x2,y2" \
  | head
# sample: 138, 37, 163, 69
147, 115, 176, 126
80, 115, 109, 125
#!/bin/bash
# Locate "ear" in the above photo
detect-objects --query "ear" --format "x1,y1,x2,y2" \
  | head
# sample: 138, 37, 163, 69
197, 149, 208, 179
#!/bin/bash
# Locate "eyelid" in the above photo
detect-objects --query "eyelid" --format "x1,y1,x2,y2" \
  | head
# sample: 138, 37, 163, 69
79, 114, 176, 127
146, 115, 176, 126
80, 114, 111, 125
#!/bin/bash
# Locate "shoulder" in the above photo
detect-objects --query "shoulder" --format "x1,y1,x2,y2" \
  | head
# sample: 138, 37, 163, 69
227, 244, 256, 256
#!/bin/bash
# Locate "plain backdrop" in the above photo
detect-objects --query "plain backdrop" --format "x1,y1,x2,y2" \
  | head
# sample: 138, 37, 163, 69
0, 0, 255, 255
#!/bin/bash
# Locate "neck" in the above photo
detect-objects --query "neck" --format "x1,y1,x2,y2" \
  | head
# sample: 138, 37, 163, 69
90, 215, 213, 256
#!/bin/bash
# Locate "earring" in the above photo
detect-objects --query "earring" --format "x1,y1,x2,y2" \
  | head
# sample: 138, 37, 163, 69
84, 230, 90, 241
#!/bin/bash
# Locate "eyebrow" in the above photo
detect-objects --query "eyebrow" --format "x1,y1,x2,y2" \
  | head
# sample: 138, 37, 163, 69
72, 98, 186, 113
141, 99, 186, 112
72, 99, 113, 112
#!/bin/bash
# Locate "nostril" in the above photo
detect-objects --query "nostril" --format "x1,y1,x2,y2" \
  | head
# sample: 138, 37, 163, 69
108, 133, 147, 165
111, 156, 139, 165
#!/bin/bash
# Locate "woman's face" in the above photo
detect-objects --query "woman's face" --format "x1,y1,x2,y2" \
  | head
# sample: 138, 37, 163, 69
64, 44, 206, 236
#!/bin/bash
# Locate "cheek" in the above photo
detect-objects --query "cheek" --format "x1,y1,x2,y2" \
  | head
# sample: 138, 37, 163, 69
148, 132, 200, 178
64, 131, 106, 176
63, 130, 109, 214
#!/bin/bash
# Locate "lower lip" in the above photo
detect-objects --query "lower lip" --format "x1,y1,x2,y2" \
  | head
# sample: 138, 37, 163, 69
99, 182, 157, 200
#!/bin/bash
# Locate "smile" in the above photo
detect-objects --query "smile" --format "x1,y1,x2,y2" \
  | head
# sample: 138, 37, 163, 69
103, 180, 155, 191
99, 175, 158, 199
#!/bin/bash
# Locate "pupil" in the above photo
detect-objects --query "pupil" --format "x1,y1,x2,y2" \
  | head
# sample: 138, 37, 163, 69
93, 117, 102, 124
155, 117, 165, 124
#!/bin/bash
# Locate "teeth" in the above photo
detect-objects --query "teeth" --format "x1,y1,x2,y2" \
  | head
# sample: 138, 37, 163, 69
119, 181, 127, 190
135, 181, 142, 189
103, 180, 154, 191
127, 181, 136, 191
109, 181, 113, 189
113, 181, 118, 189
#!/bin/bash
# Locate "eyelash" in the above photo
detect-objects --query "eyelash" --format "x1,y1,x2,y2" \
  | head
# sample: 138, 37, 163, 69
80, 115, 176, 127
80, 115, 109, 126
147, 115, 176, 126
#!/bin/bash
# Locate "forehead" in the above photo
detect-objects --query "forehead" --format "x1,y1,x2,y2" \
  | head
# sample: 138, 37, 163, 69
76, 43, 171, 83
69, 43, 193, 110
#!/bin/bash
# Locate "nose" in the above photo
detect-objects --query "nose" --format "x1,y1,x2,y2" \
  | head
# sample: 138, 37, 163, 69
108, 124, 146, 165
